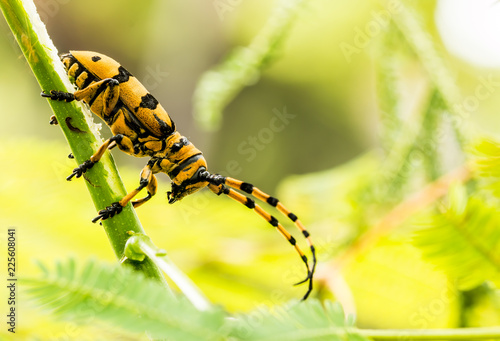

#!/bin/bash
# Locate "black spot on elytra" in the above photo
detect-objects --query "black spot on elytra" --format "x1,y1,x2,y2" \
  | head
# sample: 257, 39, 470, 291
153, 113, 175, 136
139, 93, 159, 110
113, 66, 133, 83
91, 56, 101, 62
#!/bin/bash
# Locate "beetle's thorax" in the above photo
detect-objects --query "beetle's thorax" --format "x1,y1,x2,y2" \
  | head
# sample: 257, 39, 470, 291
151, 132, 208, 202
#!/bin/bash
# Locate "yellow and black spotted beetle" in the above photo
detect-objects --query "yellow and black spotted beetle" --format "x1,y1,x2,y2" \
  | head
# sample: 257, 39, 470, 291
42, 51, 316, 299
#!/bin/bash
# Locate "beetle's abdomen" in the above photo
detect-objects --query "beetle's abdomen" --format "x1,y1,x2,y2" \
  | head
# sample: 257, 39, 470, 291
62, 51, 175, 138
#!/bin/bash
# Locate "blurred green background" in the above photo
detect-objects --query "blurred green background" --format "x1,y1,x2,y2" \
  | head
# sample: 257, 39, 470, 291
2, 0, 500, 339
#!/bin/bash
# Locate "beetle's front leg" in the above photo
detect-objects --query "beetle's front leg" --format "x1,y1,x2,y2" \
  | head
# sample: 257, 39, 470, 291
92, 163, 157, 223
66, 134, 133, 180
42, 78, 120, 121
41, 90, 75, 102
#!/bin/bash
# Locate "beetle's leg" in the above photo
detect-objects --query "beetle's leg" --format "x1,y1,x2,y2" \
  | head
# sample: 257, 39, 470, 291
43, 78, 119, 130
42, 78, 120, 114
66, 136, 114, 181
101, 79, 120, 115
41, 90, 74, 102
66, 134, 133, 181
120, 164, 156, 208
108, 131, 134, 154
92, 163, 155, 223
70, 78, 119, 107
131, 173, 158, 208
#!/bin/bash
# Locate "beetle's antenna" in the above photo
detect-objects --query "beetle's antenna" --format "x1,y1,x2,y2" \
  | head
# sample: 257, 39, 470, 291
203, 172, 316, 300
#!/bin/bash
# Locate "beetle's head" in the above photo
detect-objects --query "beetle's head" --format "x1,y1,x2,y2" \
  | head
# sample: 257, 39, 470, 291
167, 165, 209, 204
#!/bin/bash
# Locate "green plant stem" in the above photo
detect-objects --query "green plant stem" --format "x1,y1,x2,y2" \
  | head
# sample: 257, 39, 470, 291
376, 20, 403, 151
258, 326, 500, 341
193, 0, 305, 130
392, 0, 468, 149
358, 327, 500, 340
0, 0, 167, 285
376, 88, 444, 200
125, 233, 212, 311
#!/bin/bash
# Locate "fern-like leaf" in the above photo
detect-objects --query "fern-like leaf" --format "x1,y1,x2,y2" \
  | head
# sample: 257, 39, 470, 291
412, 186, 500, 290
229, 300, 369, 341
25, 259, 226, 340
472, 137, 500, 197
26, 261, 370, 340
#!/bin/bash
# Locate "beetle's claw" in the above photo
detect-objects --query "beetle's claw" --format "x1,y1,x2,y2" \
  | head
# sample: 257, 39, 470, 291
294, 271, 312, 286
41, 90, 75, 102
294, 270, 314, 300
92, 202, 123, 223
67, 160, 95, 181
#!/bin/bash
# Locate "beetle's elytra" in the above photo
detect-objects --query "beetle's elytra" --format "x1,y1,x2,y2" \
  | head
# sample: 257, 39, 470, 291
42, 51, 316, 299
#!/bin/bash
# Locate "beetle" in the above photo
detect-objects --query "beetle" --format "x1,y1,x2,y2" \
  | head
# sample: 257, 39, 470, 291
42, 51, 316, 299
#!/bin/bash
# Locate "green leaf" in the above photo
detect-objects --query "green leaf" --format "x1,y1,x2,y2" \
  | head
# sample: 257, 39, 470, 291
472, 137, 500, 197
229, 299, 370, 341
411, 188, 500, 290
392, 0, 468, 148
25, 259, 226, 340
